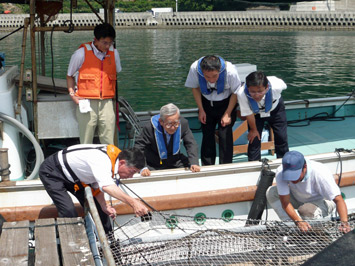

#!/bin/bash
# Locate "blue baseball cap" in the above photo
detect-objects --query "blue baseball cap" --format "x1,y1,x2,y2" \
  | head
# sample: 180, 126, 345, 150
282, 151, 305, 181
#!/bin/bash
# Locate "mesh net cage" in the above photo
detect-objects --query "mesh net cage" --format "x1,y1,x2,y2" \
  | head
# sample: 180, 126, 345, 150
100, 212, 354, 266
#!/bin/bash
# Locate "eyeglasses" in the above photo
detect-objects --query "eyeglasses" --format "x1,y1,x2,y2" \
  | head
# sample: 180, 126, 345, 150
248, 87, 269, 96
164, 120, 180, 129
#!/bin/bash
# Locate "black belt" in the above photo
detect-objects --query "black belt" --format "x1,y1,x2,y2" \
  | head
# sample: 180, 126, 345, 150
202, 95, 230, 107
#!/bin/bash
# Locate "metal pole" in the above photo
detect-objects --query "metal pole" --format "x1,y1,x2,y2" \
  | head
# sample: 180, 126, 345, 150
40, 18, 46, 76
0, 148, 10, 181
16, 17, 29, 115
84, 187, 115, 266
30, 0, 39, 141
176, 0, 178, 13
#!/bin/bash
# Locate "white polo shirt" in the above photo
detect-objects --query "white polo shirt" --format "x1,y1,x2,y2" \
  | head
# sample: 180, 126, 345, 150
185, 59, 241, 101
57, 144, 117, 190
275, 159, 341, 203
237, 76, 286, 117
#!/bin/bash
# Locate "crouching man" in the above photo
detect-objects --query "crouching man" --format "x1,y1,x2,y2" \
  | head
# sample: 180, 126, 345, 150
39, 144, 148, 234
266, 150, 350, 233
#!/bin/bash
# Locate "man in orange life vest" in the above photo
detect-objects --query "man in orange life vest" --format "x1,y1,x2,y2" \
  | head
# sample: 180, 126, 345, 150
67, 23, 121, 144
39, 145, 148, 233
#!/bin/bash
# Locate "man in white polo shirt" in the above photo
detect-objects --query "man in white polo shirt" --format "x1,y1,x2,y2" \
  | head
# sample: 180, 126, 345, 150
237, 71, 289, 161
266, 150, 350, 233
39, 145, 148, 233
185, 55, 241, 165
67, 23, 122, 144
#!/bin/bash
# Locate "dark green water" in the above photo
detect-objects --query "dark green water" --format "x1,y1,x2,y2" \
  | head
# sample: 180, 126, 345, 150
1, 29, 355, 111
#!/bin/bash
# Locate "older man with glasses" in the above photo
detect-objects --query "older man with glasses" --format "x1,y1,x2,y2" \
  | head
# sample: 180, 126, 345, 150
67, 23, 121, 145
134, 103, 200, 176
237, 71, 289, 161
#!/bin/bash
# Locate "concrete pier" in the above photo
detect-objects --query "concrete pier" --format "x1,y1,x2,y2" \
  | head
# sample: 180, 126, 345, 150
0, 11, 354, 30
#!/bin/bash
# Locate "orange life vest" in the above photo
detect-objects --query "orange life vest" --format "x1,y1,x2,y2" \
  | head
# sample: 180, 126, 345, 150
76, 42, 117, 99
63, 145, 121, 196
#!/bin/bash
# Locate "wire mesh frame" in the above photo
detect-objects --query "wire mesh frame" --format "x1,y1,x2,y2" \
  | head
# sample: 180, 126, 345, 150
106, 211, 354, 266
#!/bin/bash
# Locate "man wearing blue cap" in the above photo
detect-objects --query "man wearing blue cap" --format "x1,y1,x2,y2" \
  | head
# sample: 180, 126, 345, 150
266, 150, 350, 232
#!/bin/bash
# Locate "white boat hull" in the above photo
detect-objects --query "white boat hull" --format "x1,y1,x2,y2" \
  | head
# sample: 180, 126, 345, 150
1, 150, 354, 223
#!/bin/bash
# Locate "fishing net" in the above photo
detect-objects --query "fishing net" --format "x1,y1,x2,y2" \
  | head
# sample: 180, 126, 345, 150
101, 212, 354, 266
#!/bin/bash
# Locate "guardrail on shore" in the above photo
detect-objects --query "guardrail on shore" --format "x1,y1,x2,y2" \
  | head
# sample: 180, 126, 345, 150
0, 11, 354, 30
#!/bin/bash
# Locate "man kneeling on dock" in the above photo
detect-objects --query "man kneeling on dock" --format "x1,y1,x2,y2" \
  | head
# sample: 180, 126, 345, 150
266, 151, 350, 233
134, 103, 200, 176
39, 145, 148, 233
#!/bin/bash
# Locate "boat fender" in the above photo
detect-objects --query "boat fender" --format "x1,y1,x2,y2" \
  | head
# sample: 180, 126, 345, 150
222, 209, 234, 222
166, 215, 178, 229
246, 163, 275, 225
194, 213, 207, 225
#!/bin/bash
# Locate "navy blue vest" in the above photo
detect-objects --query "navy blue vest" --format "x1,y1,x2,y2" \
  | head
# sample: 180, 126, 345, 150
197, 56, 226, 95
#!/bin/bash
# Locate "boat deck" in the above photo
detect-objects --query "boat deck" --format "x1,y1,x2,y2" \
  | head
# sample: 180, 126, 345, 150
228, 116, 355, 163
119, 113, 355, 165
0, 217, 95, 265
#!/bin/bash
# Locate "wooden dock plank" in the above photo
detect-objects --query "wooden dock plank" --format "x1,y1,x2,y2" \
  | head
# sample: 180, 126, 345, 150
0, 220, 29, 266
57, 217, 95, 266
34, 218, 59, 266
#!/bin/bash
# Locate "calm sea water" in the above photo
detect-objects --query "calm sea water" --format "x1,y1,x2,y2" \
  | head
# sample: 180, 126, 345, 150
1, 29, 355, 111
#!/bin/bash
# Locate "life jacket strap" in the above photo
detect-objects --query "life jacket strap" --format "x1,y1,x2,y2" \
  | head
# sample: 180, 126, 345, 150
62, 145, 121, 194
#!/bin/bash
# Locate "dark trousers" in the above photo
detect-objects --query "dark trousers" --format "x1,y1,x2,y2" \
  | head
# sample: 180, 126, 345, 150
201, 96, 236, 165
39, 153, 112, 233
248, 97, 289, 161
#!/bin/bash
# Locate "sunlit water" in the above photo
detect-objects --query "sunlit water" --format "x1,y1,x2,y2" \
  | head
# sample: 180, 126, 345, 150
1, 29, 355, 111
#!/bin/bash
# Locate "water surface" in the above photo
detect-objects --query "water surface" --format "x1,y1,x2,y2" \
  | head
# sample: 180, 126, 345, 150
1, 29, 355, 111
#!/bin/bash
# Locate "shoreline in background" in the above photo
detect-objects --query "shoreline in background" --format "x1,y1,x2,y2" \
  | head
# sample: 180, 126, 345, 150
0, 11, 355, 31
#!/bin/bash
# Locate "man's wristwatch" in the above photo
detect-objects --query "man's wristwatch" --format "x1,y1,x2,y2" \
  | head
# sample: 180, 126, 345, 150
69, 91, 75, 96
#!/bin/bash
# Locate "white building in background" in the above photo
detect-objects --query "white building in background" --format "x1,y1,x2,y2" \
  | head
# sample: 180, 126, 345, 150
148, 7, 173, 18
99, 8, 120, 13
290, 0, 355, 12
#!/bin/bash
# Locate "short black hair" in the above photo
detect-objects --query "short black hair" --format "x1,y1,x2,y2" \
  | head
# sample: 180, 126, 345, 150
118, 148, 145, 170
246, 71, 268, 88
94, 23, 116, 40
200, 55, 221, 72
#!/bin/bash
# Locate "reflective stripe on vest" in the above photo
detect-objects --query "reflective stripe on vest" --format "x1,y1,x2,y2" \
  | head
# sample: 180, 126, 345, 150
76, 42, 117, 99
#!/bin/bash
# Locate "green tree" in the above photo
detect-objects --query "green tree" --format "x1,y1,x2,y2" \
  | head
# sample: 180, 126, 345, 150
178, 0, 214, 11
117, 0, 176, 12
